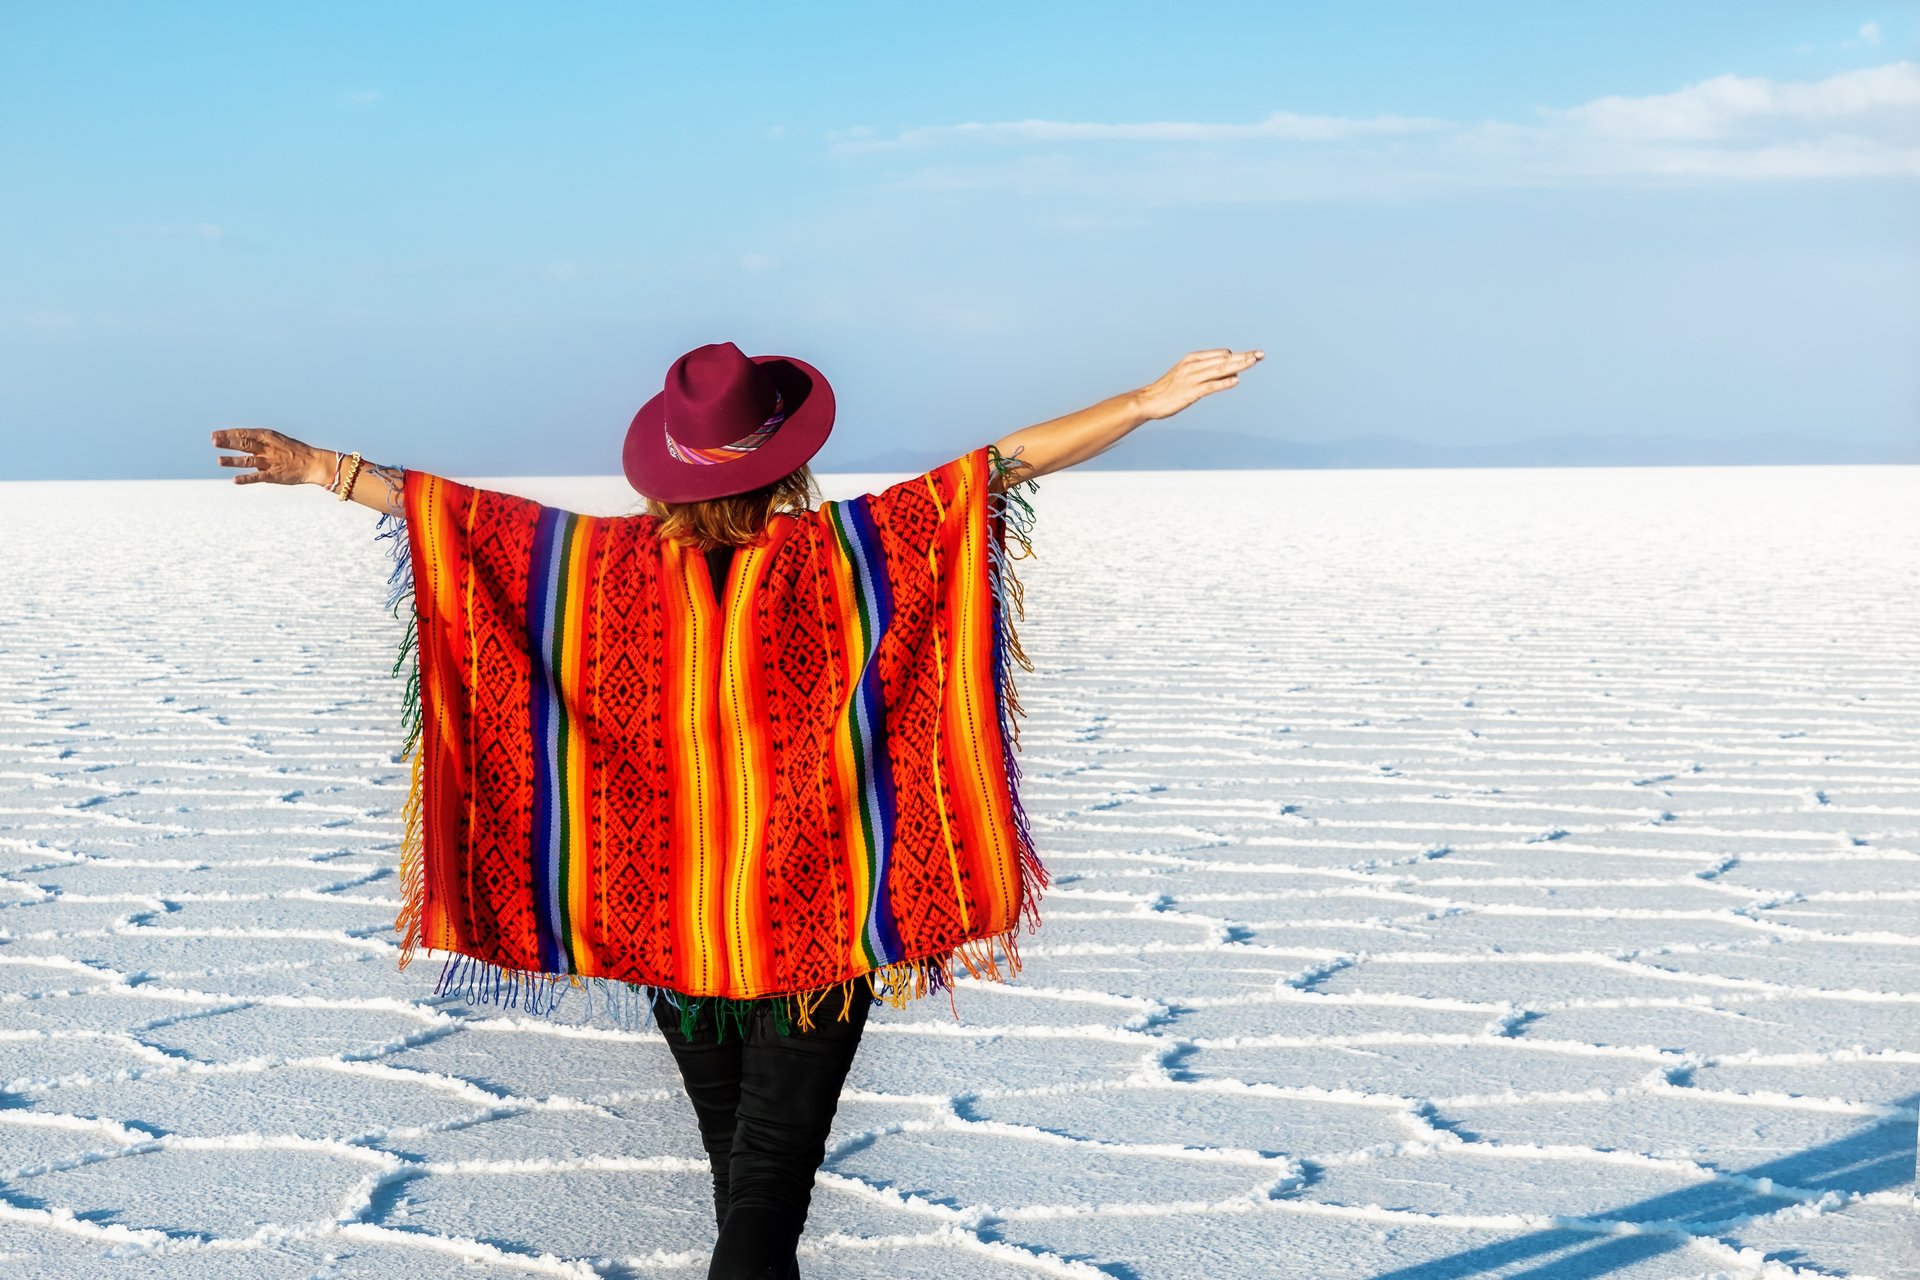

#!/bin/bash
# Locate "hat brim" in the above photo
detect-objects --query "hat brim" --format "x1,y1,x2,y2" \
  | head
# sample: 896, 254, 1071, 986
622, 355, 835, 504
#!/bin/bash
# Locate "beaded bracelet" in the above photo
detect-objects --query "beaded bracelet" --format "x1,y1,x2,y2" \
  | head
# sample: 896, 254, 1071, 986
336, 452, 364, 502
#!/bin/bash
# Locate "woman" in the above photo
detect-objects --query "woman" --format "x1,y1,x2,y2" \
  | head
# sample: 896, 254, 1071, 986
209, 341, 1260, 1279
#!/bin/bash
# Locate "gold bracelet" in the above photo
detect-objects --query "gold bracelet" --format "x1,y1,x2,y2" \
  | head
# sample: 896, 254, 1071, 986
337, 452, 364, 502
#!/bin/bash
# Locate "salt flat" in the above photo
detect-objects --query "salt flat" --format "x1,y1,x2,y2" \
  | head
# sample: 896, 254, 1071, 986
1, 463, 1915, 1280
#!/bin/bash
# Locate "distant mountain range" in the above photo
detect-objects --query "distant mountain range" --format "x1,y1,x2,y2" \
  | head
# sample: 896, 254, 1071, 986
818, 428, 1919, 474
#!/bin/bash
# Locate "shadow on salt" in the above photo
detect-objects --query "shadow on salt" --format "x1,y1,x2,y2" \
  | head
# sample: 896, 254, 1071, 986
1362, 1092, 1917, 1280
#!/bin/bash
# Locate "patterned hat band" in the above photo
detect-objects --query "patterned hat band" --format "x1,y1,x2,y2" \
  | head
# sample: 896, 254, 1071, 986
663, 390, 787, 467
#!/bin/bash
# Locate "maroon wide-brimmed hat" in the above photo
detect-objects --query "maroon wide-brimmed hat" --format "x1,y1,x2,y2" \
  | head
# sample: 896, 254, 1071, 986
622, 341, 835, 503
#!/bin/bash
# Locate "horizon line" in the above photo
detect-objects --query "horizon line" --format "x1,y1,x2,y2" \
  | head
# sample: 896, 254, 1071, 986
9, 458, 1918, 486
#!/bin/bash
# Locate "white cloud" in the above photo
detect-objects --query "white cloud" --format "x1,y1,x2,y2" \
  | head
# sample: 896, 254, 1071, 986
1540, 61, 1920, 140
341, 89, 383, 106
191, 223, 225, 242
1860, 21, 1882, 46
1443, 61, 1920, 184
832, 62, 1920, 196
741, 253, 778, 272
1560, 138, 1920, 180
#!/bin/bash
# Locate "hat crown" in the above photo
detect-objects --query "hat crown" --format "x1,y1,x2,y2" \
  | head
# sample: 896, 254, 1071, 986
664, 342, 782, 448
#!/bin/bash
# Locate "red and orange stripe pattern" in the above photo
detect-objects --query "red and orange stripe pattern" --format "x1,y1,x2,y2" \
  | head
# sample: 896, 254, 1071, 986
391, 447, 1046, 1019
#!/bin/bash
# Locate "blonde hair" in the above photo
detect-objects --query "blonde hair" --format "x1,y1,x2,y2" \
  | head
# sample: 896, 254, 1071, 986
643, 465, 821, 551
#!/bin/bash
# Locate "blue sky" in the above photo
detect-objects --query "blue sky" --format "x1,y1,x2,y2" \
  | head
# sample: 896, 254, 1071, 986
2, 2, 1915, 479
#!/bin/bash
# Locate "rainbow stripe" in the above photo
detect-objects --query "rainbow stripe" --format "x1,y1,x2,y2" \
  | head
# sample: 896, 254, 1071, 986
663, 390, 788, 465
526, 506, 598, 975
824, 498, 904, 969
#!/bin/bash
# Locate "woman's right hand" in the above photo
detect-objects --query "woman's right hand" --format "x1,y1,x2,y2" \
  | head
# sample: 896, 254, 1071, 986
1135, 348, 1264, 422
211, 428, 331, 487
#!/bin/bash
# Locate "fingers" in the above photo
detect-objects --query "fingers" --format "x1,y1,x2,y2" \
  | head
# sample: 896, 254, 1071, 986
212, 427, 286, 450
1188, 362, 1258, 393
213, 444, 280, 483
212, 427, 301, 485
1183, 348, 1265, 373
1145, 348, 1262, 419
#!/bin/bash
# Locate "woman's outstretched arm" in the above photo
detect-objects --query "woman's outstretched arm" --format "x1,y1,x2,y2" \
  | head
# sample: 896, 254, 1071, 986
987, 347, 1264, 490
210, 428, 406, 517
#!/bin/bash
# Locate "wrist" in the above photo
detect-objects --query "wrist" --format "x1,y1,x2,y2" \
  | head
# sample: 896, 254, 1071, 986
1124, 387, 1158, 425
308, 449, 340, 488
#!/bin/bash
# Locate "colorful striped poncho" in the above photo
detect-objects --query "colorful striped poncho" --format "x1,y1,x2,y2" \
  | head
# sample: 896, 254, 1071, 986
376, 445, 1043, 1031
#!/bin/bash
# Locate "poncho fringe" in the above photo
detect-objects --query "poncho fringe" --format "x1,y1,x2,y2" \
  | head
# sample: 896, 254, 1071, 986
377, 445, 1043, 1034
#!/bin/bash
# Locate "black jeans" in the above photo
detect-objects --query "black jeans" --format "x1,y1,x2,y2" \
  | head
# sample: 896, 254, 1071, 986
652, 987, 875, 1280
